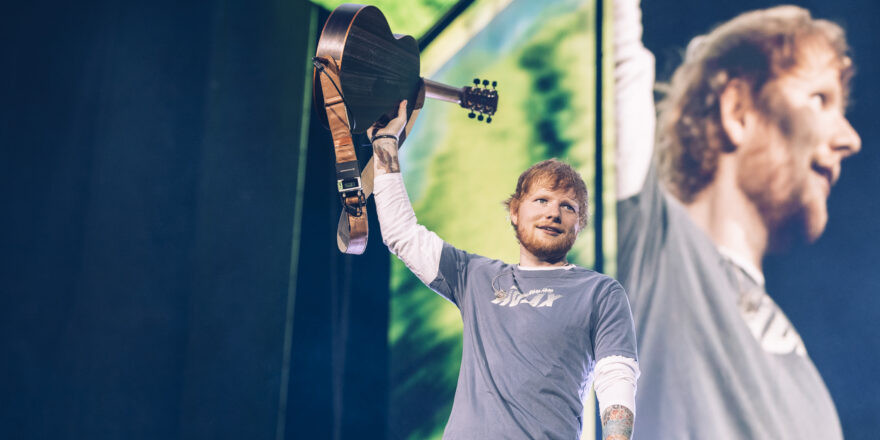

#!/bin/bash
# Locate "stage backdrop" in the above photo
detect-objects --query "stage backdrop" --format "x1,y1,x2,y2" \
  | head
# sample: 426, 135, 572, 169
392, 0, 609, 437
314, 0, 604, 437
310, 1, 880, 439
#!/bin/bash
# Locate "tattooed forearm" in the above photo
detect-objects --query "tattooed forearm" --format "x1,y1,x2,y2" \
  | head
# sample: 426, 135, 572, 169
601, 404, 634, 440
372, 138, 400, 174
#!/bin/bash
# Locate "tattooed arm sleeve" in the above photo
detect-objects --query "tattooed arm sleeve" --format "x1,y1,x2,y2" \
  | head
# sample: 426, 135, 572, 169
602, 404, 635, 440
372, 138, 401, 176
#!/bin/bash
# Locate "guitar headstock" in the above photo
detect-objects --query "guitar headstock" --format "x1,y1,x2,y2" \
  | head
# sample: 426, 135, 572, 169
462, 78, 499, 123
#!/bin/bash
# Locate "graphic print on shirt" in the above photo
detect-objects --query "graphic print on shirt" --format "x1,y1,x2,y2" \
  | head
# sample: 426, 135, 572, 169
491, 286, 563, 308
739, 286, 807, 356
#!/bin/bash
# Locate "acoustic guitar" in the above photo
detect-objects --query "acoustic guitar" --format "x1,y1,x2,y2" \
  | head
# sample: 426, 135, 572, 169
313, 3, 499, 254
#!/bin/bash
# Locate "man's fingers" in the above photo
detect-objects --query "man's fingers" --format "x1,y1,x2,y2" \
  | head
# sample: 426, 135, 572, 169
374, 113, 390, 128
398, 100, 408, 117
392, 100, 408, 123
369, 100, 409, 140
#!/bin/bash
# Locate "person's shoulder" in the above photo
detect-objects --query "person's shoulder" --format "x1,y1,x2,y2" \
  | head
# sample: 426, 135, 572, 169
441, 243, 511, 271
568, 267, 625, 290
470, 253, 509, 270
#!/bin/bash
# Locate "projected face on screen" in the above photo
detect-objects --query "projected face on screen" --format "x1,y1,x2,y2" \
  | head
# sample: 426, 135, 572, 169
734, 46, 860, 250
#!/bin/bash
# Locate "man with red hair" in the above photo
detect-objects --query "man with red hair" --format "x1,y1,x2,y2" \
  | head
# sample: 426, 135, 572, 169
614, 0, 860, 437
370, 101, 639, 439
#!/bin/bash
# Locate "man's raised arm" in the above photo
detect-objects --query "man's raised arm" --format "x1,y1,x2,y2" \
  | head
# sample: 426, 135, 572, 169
614, 0, 656, 201
370, 101, 444, 285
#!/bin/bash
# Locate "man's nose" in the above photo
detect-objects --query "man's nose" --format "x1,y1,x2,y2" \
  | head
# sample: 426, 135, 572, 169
833, 116, 861, 158
544, 203, 562, 221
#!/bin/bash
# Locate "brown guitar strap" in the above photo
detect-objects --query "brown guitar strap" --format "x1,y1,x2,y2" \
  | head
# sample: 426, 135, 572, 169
334, 82, 425, 254
317, 55, 426, 254
316, 56, 369, 255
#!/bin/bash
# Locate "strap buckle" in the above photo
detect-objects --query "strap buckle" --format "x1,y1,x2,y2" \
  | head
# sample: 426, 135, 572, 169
338, 177, 366, 216
337, 176, 362, 194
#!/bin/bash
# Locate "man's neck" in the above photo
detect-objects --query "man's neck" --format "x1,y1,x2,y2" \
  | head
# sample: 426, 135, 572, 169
518, 247, 570, 268
682, 177, 768, 273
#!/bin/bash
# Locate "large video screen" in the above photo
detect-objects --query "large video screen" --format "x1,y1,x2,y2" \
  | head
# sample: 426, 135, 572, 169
313, 0, 880, 438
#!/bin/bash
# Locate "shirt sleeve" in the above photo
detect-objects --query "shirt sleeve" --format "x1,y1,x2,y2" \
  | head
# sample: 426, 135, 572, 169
594, 355, 640, 416
614, 0, 656, 201
373, 173, 444, 286
614, 0, 669, 308
427, 243, 477, 307
591, 280, 638, 362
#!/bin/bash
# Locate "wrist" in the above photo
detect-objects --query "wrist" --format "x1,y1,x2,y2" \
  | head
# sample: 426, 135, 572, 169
371, 133, 398, 143
372, 137, 399, 151
372, 137, 401, 176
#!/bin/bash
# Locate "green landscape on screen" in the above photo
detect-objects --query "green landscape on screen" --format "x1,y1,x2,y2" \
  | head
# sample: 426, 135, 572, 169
383, 0, 598, 438
312, 0, 601, 437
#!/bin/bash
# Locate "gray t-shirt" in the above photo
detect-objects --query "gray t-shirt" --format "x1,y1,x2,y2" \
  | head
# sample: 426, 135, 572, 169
617, 171, 842, 439
429, 243, 637, 440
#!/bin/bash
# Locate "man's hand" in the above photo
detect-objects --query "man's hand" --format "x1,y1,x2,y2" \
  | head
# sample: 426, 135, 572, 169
369, 100, 408, 175
368, 99, 409, 140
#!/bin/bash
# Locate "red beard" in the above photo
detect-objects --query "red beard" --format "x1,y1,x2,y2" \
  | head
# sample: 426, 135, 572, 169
514, 222, 577, 263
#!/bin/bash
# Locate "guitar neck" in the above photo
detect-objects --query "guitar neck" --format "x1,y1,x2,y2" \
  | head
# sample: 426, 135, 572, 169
424, 78, 463, 105
423, 77, 498, 117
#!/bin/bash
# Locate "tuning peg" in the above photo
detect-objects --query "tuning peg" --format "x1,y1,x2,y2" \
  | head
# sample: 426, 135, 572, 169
468, 111, 476, 119
491, 81, 497, 88
482, 80, 489, 87
486, 116, 492, 123
477, 114, 484, 121
473, 78, 480, 86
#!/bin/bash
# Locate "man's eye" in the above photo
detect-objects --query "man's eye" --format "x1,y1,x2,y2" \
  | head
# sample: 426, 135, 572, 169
809, 93, 828, 109
535, 198, 547, 203
563, 204, 575, 212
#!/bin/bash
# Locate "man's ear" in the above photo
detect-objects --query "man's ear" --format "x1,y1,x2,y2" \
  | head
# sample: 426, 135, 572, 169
509, 200, 519, 226
719, 79, 754, 150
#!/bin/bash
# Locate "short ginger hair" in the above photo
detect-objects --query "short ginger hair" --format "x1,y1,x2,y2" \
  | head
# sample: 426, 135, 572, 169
504, 158, 589, 230
657, 5, 852, 202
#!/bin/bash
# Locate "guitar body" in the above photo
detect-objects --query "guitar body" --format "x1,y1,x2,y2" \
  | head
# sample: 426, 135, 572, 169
312, 4, 497, 254
313, 4, 421, 133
